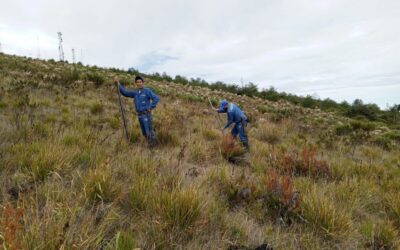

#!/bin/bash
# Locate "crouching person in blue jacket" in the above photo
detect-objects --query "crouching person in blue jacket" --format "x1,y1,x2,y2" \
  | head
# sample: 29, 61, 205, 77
114, 76, 159, 147
216, 99, 249, 151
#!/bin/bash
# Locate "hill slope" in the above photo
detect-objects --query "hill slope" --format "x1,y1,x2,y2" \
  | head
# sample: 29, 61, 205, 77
0, 53, 399, 249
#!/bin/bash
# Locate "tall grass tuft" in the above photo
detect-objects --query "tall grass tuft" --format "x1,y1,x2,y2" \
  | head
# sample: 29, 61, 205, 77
157, 187, 205, 231
301, 186, 352, 237
83, 159, 119, 203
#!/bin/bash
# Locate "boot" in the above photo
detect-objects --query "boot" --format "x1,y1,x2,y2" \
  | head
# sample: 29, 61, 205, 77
148, 136, 157, 149
243, 141, 250, 152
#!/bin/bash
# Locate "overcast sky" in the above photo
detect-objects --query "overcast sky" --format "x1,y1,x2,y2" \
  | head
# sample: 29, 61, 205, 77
1, 0, 399, 108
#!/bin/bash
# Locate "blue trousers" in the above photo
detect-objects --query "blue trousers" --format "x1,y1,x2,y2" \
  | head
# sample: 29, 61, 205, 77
138, 114, 155, 143
231, 120, 249, 147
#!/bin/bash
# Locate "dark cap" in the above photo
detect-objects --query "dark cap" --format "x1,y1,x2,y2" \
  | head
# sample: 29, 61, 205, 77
134, 76, 144, 82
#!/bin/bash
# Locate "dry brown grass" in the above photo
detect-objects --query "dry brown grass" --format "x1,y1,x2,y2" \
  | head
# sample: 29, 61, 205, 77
1, 53, 399, 249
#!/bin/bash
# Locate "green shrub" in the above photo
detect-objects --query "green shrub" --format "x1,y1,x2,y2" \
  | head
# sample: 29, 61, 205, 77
86, 72, 105, 87
256, 105, 268, 114
335, 124, 352, 136
60, 67, 80, 84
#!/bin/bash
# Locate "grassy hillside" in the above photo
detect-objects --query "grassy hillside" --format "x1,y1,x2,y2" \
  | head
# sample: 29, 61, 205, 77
0, 53, 399, 249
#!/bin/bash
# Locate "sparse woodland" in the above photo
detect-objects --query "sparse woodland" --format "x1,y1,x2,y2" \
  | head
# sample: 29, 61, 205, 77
0, 53, 399, 249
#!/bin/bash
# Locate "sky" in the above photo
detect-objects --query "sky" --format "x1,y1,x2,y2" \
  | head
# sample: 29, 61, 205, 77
1, 0, 399, 109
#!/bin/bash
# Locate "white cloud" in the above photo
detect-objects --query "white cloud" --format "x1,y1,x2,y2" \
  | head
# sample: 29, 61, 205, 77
0, 0, 399, 108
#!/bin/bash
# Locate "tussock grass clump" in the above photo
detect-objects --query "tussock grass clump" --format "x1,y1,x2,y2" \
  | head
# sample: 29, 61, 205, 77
361, 219, 399, 249
106, 231, 137, 250
62, 134, 81, 146
157, 187, 205, 231
256, 122, 283, 145
83, 160, 120, 203
90, 102, 104, 114
125, 175, 157, 213
72, 150, 93, 168
107, 116, 120, 129
189, 140, 209, 163
153, 113, 181, 147
385, 192, 400, 227
301, 186, 352, 237
202, 128, 220, 141
10, 142, 70, 181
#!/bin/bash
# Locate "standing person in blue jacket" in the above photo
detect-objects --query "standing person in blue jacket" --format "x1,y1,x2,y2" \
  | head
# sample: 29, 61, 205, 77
114, 76, 159, 147
216, 99, 249, 151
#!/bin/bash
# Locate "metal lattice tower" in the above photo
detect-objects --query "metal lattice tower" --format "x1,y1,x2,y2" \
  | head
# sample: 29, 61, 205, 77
57, 32, 64, 61
72, 48, 76, 63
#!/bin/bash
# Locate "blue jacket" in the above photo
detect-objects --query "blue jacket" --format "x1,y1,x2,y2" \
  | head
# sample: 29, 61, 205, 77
217, 103, 247, 129
118, 85, 159, 113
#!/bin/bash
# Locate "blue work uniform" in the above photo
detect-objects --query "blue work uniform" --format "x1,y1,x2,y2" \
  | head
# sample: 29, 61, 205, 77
218, 102, 249, 149
118, 84, 159, 144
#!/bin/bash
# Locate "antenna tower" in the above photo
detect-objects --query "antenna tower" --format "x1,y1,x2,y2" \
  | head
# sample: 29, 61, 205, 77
72, 48, 76, 63
57, 32, 64, 61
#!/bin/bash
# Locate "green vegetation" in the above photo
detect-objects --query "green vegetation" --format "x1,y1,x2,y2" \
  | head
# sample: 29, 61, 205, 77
0, 53, 399, 249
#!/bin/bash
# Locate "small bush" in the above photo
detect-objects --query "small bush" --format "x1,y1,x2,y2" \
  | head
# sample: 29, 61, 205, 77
60, 67, 80, 84
372, 135, 393, 150
220, 134, 245, 161
335, 124, 352, 136
264, 170, 301, 223
256, 105, 269, 114
86, 72, 105, 87
0, 203, 24, 250
270, 146, 331, 178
